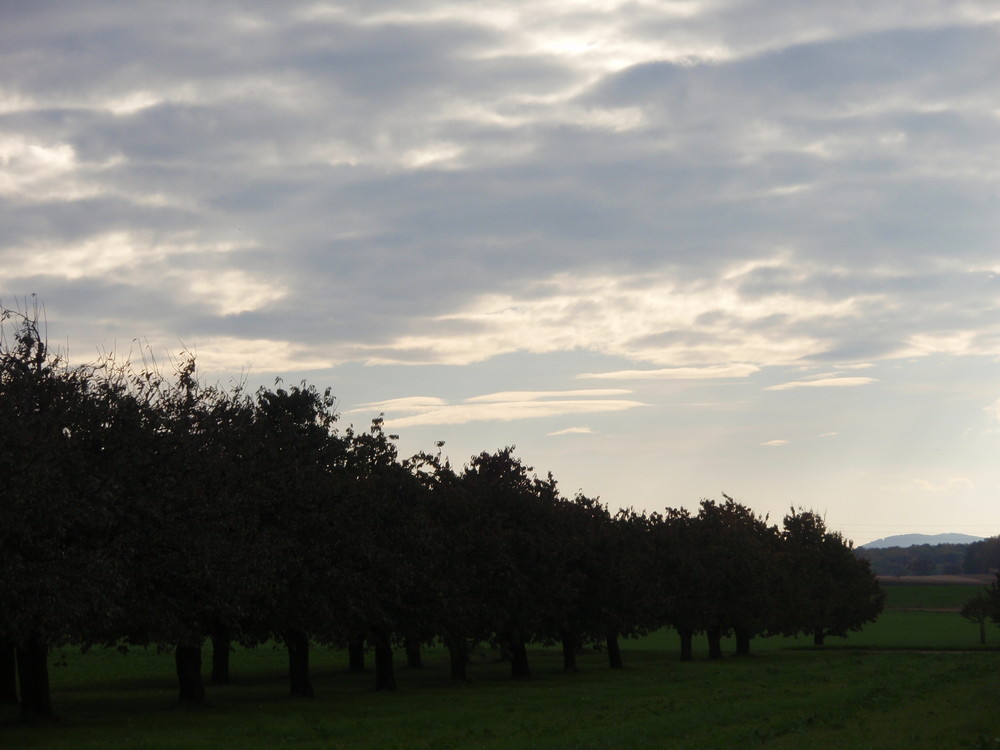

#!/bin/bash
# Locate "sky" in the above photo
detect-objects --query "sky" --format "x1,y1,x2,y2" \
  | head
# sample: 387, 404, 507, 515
3, 1, 1000, 546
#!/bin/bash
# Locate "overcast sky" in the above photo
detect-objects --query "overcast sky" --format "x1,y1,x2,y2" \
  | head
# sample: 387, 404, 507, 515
4, 1, 1000, 544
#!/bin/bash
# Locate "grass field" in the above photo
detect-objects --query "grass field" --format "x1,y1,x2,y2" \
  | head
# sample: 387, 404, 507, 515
2, 585, 999, 749
879, 582, 990, 611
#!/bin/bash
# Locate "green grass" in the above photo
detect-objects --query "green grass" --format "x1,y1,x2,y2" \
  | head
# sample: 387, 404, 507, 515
881, 583, 987, 610
3, 586, 1000, 749
3, 645, 999, 749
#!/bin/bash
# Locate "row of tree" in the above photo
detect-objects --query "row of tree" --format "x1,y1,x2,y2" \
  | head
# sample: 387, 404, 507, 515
858, 540, 1000, 577
0, 307, 885, 721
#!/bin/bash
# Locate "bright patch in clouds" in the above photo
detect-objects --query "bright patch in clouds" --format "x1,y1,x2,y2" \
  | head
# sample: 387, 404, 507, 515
0, 137, 100, 201
372, 264, 877, 367
760, 439, 788, 447
3, 232, 254, 283
185, 270, 287, 316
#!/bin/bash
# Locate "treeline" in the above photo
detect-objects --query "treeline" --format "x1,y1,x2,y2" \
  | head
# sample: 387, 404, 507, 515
0, 308, 884, 721
858, 538, 1000, 577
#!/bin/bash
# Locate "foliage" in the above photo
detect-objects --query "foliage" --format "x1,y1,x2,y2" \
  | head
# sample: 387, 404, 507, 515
963, 536, 1000, 574
777, 509, 884, 644
858, 541, 978, 576
960, 592, 991, 644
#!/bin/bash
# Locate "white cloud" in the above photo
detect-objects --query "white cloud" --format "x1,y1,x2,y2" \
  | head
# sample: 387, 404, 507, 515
465, 388, 631, 402
547, 426, 595, 436
363, 262, 881, 367
2, 231, 252, 282
913, 477, 976, 492
133, 337, 333, 375
354, 396, 449, 414
760, 439, 788, 446
984, 398, 1000, 422
580, 363, 759, 380
880, 476, 978, 493
351, 389, 645, 428
0, 137, 102, 202
184, 270, 287, 316
765, 377, 878, 391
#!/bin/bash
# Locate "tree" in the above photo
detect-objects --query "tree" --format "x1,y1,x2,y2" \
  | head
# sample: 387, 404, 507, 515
406, 446, 486, 682
241, 380, 344, 698
649, 508, 704, 661
983, 574, 1000, 632
0, 642, 15, 704
667, 497, 779, 658
964, 537, 1000, 574
114, 357, 252, 704
777, 509, 884, 645
597, 507, 659, 668
0, 305, 137, 719
337, 417, 427, 692
960, 592, 991, 645
541, 493, 644, 673
461, 448, 562, 679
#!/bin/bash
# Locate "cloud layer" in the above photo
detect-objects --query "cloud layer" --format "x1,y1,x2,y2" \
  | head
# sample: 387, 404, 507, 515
4, 2, 1000, 375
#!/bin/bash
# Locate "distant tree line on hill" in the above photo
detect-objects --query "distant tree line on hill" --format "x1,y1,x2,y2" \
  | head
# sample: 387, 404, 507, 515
857, 538, 1000, 577
0, 307, 885, 722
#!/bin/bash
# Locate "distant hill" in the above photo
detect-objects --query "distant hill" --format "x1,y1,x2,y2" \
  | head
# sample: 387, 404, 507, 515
860, 533, 984, 550
858, 534, 998, 577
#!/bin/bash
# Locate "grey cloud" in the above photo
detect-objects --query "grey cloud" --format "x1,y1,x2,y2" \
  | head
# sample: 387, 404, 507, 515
587, 25, 1000, 123
3, 1, 1000, 375
0, 196, 197, 247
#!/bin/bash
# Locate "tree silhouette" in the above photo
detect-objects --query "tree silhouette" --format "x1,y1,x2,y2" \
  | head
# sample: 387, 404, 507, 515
960, 592, 991, 645
244, 381, 343, 698
777, 509, 884, 645
0, 306, 137, 718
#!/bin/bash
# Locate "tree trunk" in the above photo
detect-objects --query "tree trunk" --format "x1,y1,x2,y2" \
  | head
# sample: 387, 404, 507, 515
348, 635, 366, 673
734, 627, 752, 656
813, 628, 826, 646
372, 629, 396, 691
509, 638, 530, 679
16, 635, 54, 720
706, 628, 723, 660
448, 639, 469, 682
175, 644, 205, 704
979, 619, 987, 645
285, 629, 314, 698
606, 630, 623, 670
678, 627, 694, 662
209, 633, 231, 685
560, 629, 579, 673
1, 639, 16, 704
404, 637, 423, 669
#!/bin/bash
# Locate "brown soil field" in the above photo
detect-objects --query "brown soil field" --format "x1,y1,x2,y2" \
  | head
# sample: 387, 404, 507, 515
877, 574, 995, 585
